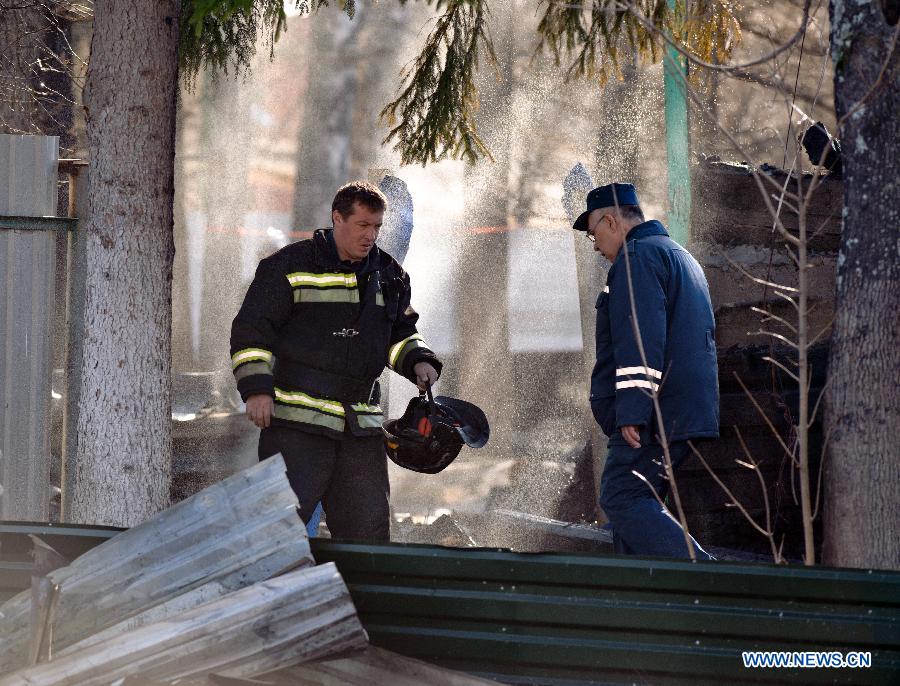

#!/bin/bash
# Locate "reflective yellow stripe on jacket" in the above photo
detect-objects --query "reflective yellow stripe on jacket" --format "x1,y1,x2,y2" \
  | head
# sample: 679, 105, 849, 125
286, 271, 360, 304
275, 388, 344, 416
231, 348, 274, 381
350, 402, 384, 430
387, 334, 429, 372
271, 391, 384, 433
274, 387, 345, 432
287, 272, 358, 288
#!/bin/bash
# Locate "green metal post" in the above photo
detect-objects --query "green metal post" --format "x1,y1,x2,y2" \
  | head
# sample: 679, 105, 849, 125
663, 11, 692, 246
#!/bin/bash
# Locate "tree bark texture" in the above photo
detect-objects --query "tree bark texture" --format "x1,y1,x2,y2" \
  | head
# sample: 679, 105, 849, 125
824, 0, 899, 569
69, 1, 180, 526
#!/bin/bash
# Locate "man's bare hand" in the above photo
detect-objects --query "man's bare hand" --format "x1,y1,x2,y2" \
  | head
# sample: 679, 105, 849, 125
622, 425, 642, 449
413, 362, 439, 391
246, 394, 274, 429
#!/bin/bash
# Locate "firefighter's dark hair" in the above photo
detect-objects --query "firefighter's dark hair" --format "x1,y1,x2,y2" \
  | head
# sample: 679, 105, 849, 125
618, 204, 645, 223
332, 182, 387, 221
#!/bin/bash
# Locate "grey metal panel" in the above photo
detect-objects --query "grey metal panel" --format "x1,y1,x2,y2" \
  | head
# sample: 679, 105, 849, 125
0, 135, 58, 217
0, 134, 59, 522
0, 229, 55, 521
0, 216, 74, 231
0, 456, 314, 674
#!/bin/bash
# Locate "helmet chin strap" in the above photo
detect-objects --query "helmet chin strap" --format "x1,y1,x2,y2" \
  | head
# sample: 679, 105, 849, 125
419, 383, 438, 422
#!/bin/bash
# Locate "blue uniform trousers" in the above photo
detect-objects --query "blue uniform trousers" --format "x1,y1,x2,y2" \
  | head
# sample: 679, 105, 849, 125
599, 429, 713, 560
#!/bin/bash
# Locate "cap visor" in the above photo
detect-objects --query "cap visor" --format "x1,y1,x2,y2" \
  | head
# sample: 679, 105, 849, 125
573, 210, 590, 232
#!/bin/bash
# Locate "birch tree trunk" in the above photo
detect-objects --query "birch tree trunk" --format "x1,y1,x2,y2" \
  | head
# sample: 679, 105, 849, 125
68, 1, 180, 526
824, 0, 899, 569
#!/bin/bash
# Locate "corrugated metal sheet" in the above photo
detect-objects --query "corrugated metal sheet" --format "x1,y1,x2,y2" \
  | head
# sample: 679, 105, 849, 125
0, 134, 60, 522
0, 457, 313, 674
1, 525, 897, 685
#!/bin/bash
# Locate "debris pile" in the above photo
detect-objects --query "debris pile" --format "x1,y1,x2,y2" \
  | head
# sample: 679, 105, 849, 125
0, 456, 490, 686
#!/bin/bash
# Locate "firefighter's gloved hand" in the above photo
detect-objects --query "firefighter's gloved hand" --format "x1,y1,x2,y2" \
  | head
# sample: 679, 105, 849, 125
413, 362, 439, 391
246, 394, 274, 429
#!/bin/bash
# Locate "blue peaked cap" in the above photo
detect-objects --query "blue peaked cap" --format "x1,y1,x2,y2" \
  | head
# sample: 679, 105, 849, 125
572, 183, 640, 232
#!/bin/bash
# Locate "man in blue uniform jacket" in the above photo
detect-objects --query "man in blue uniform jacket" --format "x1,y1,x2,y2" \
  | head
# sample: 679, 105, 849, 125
573, 183, 717, 560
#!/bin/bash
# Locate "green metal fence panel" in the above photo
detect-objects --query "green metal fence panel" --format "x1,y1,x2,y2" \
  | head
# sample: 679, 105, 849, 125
311, 541, 900, 685
0, 522, 121, 602
2, 524, 897, 684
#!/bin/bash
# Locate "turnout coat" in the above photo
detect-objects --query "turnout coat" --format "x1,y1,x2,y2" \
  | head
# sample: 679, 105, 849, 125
591, 220, 720, 442
230, 229, 441, 439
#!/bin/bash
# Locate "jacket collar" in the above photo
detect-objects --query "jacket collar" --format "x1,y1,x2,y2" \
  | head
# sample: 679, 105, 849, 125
625, 219, 669, 242
313, 228, 380, 274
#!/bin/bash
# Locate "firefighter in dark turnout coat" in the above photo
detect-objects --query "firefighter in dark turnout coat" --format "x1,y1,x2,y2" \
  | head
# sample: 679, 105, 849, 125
231, 182, 441, 541
573, 183, 717, 560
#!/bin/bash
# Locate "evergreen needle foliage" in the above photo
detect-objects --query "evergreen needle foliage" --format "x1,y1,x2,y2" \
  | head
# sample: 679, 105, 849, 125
384, 0, 741, 165
534, 0, 742, 86
179, 0, 354, 86
380, 0, 497, 166
178, 0, 740, 165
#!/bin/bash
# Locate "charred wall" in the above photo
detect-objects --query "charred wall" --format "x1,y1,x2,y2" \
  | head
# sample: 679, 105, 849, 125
684, 160, 841, 559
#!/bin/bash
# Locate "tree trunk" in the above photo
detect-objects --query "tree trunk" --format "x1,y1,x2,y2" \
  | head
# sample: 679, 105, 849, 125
347, 3, 410, 178
824, 0, 899, 569
68, 1, 180, 526
291, 8, 367, 230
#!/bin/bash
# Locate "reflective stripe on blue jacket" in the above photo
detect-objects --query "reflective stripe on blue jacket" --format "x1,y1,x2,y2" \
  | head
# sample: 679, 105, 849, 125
590, 220, 719, 442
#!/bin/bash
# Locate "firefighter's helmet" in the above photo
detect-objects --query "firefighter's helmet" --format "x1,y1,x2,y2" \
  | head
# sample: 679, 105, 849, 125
382, 387, 489, 474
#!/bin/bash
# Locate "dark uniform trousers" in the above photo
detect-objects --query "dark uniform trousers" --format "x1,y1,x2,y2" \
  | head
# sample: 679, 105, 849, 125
259, 425, 391, 542
599, 427, 713, 559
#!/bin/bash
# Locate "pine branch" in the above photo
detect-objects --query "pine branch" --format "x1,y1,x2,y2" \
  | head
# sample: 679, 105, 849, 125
380, 0, 741, 164
534, 0, 741, 85
179, 0, 349, 87
380, 0, 496, 166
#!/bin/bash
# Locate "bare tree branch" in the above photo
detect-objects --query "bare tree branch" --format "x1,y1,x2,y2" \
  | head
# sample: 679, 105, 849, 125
761, 355, 800, 383
719, 250, 800, 293
749, 330, 800, 350
733, 372, 794, 459
752, 307, 799, 335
